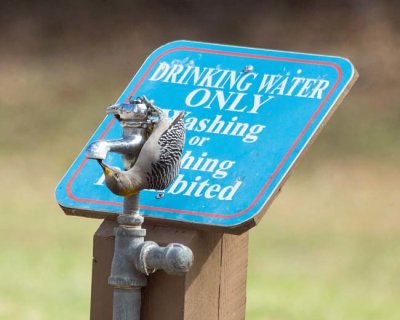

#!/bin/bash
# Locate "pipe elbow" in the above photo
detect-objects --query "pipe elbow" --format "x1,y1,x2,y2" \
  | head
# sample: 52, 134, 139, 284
136, 242, 194, 276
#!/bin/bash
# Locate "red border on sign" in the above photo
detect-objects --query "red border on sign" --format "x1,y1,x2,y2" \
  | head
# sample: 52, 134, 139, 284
66, 46, 343, 219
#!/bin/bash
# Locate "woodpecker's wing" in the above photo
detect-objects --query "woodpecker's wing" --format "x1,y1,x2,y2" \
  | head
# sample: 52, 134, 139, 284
145, 111, 185, 190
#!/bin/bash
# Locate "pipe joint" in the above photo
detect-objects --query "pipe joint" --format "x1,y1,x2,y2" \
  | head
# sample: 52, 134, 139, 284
108, 226, 147, 289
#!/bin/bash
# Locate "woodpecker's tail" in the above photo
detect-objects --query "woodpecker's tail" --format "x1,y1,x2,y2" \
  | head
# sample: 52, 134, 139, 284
169, 111, 185, 129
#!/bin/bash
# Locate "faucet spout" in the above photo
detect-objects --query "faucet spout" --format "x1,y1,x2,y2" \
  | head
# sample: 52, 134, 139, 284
86, 127, 148, 166
86, 139, 123, 160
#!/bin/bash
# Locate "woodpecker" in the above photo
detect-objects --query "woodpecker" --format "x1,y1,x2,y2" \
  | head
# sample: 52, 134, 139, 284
98, 103, 185, 196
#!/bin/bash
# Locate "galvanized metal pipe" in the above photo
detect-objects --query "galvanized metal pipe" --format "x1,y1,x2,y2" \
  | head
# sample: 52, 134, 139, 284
113, 288, 142, 320
123, 194, 140, 216
87, 98, 193, 320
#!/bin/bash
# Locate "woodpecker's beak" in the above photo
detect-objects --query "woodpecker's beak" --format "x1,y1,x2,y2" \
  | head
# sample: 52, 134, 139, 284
97, 159, 114, 176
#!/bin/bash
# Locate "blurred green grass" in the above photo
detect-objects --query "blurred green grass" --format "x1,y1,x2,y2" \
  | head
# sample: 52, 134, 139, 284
0, 156, 398, 319
0, 7, 399, 317
247, 161, 400, 320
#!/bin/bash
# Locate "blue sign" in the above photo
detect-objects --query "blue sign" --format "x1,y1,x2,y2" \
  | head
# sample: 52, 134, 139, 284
56, 40, 357, 231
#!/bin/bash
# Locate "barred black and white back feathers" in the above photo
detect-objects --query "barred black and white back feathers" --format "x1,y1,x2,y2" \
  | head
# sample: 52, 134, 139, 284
145, 112, 185, 190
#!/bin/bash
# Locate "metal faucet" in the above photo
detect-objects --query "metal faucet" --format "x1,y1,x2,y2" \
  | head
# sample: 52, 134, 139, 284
85, 96, 193, 320
86, 98, 155, 168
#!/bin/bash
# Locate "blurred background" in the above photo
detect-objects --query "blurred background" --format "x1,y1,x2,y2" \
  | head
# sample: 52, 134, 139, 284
0, 1, 399, 319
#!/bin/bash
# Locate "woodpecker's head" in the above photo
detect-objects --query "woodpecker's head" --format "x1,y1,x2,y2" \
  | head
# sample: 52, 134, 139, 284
97, 160, 139, 196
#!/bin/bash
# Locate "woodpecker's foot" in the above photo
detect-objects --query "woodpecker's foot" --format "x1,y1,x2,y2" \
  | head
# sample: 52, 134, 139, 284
141, 96, 162, 116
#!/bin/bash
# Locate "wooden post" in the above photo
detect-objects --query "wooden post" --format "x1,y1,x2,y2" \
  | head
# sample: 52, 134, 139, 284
90, 220, 248, 320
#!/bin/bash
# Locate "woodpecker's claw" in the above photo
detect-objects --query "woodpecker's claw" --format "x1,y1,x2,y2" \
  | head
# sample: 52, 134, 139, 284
141, 96, 162, 116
